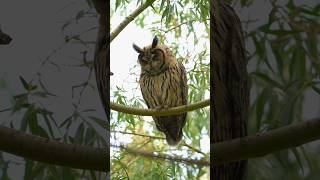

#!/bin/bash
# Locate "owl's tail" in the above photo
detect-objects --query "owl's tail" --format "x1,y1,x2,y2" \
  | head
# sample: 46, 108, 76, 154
165, 129, 183, 146
162, 116, 185, 146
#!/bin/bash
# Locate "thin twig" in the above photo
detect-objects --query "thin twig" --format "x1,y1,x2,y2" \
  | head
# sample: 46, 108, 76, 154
112, 144, 210, 166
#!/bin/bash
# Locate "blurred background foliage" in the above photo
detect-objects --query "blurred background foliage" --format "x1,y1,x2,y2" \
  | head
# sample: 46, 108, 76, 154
232, 0, 320, 179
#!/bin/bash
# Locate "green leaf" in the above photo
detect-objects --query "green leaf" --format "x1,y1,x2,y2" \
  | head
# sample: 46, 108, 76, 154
19, 76, 29, 90
251, 72, 284, 89
62, 167, 75, 180
61, 21, 71, 32
311, 85, 320, 95
115, 0, 121, 11
161, 6, 169, 21
0, 77, 7, 88
86, 0, 93, 8
75, 10, 86, 22
59, 116, 72, 128
32, 91, 50, 98
159, 0, 165, 11
27, 107, 40, 135
85, 127, 96, 145
20, 106, 33, 131
75, 123, 84, 144
256, 89, 267, 131
291, 148, 304, 175
42, 114, 55, 138
89, 116, 107, 129
24, 160, 34, 180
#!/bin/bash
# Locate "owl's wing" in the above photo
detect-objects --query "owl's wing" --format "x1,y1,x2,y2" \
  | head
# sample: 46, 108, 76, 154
179, 62, 188, 127
140, 84, 152, 109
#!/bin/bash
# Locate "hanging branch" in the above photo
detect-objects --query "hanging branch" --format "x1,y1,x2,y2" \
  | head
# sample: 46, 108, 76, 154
110, 0, 156, 42
110, 99, 210, 116
112, 130, 206, 155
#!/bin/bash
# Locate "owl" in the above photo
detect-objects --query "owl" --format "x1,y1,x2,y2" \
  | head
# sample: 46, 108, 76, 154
133, 36, 188, 146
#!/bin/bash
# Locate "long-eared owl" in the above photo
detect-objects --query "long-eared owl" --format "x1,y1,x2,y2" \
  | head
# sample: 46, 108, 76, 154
133, 36, 188, 146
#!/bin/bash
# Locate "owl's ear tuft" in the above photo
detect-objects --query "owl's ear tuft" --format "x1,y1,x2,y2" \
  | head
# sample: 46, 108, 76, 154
151, 36, 158, 48
133, 43, 143, 53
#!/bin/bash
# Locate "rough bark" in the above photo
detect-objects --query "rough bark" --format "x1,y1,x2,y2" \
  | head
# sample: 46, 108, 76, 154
91, 0, 110, 173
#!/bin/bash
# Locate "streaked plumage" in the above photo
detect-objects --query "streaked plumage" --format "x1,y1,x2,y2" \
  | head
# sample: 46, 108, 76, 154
133, 36, 188, 146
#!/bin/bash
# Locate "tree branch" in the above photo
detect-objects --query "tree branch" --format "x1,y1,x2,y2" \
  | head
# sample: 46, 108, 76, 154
0, 125, 108, 171
110, 0, 156, 42
111, 144, 210, 166
212, 117, 320, 164
110, 99, 210, 116
111, 130, 164, 139
160, 19, 210, 33
112, 130, 206, 155
1, 118, 319, 170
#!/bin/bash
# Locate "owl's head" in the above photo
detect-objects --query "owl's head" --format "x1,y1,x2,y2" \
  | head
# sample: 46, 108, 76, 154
133, 36, 173, 75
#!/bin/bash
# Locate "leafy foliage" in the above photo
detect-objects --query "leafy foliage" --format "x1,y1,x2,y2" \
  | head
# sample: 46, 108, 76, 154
110, 0, 209, 179
238, 0, 320, 179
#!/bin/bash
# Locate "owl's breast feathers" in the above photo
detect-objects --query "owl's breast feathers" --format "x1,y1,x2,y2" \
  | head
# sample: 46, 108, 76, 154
140, 60, 188, 146
140, 61, 186, 108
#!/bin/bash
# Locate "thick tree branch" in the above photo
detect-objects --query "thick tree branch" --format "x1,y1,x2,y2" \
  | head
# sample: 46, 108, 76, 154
0, 118, 319, 170
110, 99, 210, 116
212, 117, 320, 164
0, 125, 108, 171
110, 0, 156, 42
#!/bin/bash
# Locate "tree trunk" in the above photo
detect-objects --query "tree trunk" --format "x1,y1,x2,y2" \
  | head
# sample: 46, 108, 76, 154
211, 0, 249, 179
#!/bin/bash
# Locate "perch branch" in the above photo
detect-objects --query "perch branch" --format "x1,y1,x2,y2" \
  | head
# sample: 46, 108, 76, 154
110, 99, 210, 116
110, 0, 156, 42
